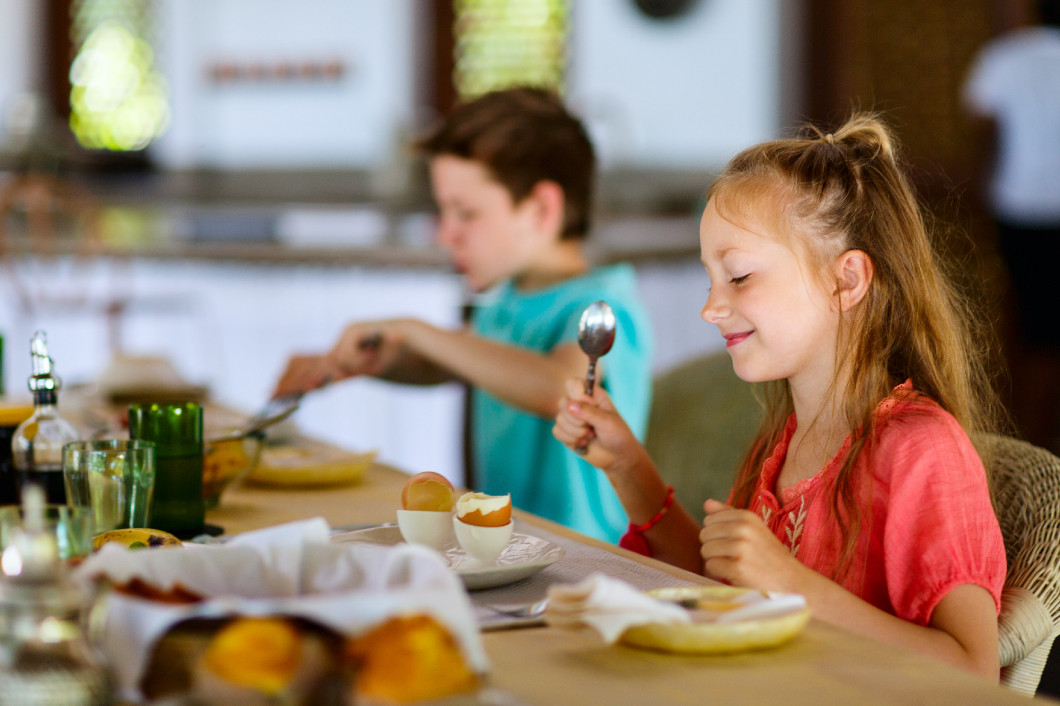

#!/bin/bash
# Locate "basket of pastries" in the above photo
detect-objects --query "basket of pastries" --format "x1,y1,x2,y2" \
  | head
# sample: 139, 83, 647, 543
73, 519, 488, 704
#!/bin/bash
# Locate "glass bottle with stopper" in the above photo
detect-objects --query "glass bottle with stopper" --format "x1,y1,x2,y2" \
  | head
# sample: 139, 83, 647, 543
0, 485, 113, 704
11, 331, 80, 504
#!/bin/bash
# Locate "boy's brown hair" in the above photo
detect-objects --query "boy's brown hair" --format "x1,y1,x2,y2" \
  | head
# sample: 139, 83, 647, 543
415, 87, 596, 240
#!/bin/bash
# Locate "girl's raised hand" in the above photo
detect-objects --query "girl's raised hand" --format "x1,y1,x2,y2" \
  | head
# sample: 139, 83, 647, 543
553, 377, 641, 473
699, 499, 812, 592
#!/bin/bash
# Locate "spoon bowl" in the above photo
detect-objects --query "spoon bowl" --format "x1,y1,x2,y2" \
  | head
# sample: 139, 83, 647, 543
577, 301, 617, 397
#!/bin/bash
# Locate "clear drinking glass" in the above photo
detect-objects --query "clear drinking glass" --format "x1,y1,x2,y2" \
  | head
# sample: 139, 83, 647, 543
62, 439, 155, 533
0, 503, 95, 563
128, 402, 204, 537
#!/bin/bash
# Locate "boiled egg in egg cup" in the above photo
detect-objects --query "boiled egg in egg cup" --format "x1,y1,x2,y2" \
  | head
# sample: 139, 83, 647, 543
453, 492, 513, 565
397, 472, 456, 550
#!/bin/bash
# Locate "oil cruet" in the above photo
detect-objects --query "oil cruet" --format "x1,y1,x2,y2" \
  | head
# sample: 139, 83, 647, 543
0, 485, 113, 705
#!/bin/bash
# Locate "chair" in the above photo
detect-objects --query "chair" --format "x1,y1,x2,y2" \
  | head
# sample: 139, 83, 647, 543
645, 351, 762, 522
978, 433, 1060, 695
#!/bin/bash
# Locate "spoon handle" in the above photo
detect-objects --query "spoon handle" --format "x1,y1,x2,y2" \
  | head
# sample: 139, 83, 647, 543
584, 357, 599, 397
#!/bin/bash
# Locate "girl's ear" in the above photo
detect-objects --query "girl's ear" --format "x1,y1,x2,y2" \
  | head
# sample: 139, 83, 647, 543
834, 249, 873, 311
526, 179, 566, 239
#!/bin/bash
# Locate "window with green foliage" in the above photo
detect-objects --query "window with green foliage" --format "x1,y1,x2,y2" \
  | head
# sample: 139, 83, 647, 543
453, 0, 569, 99
68, 0, 169, 151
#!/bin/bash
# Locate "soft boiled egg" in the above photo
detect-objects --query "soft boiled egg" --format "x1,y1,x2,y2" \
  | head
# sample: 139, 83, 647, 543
454, 492, 511, 527
453, 492, 513, 564
397, 472, 456, 550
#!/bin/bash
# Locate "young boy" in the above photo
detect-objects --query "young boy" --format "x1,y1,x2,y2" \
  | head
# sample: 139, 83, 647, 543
273, 87, 653, 542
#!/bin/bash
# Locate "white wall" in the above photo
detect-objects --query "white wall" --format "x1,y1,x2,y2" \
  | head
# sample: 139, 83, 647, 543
0, 1, 788, 171
0, 0, 41, 141
150, 0, 423, 170
568, 0, 786, 169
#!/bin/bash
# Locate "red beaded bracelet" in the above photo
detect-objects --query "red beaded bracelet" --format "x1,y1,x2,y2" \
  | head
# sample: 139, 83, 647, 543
618, 486, 675, 557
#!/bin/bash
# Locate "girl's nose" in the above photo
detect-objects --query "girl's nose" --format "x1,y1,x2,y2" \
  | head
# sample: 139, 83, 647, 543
700, 287, 728, 324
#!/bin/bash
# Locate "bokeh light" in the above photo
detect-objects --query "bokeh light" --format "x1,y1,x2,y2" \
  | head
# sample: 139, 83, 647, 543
454, 0, 568, 100
68, 4, 169, 152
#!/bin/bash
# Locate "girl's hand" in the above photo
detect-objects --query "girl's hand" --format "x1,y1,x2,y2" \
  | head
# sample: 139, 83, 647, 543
552, 377, 641, 473
699, 499, 812, 592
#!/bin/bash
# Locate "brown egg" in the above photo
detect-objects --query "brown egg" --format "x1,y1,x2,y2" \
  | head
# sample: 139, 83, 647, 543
401, 472, 455, 512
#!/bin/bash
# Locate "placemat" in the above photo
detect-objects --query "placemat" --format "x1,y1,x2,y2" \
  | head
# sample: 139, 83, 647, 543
472, 520, 705, 630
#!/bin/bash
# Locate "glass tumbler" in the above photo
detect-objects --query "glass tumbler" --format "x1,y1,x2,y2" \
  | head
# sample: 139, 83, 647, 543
62, 439, 155, 533
0, 503, 95, 563
128, 401, 204, 537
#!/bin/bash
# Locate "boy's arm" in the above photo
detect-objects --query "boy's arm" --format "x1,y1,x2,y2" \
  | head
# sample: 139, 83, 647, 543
389, 319, 587, 418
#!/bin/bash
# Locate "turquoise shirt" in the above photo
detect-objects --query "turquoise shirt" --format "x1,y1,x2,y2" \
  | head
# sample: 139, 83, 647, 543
471, 264, 653, 543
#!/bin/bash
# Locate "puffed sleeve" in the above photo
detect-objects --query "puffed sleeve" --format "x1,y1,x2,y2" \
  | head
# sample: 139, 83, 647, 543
875, 409, 1006, 626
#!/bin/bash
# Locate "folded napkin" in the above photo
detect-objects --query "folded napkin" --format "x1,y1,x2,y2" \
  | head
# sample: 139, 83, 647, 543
74, 518, 488, 703
546, 573, 808, 644
546, 573, 691, 643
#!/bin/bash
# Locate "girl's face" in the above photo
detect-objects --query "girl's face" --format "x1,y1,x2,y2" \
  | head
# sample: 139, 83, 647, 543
429, 155, 544, 292
699, 197, 841, 390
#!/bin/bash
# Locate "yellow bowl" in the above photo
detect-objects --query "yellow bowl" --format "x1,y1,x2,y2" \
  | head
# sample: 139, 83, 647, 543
203, 433, 264, 508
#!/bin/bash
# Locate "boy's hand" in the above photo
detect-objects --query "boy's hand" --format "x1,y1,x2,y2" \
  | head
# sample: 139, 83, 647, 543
273, 354, 333, 398
699, 499, 809, 592
326, 320, 406, 379
552, 377, 639, 473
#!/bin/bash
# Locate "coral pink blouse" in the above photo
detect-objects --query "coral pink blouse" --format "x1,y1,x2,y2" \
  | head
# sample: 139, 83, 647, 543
744, 382, 1006, 626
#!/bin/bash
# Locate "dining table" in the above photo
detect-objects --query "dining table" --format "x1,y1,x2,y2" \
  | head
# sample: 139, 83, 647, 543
204, 453, 1042, 706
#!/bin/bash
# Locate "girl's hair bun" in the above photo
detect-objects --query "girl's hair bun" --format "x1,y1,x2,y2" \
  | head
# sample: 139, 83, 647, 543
809, 113, 895, 162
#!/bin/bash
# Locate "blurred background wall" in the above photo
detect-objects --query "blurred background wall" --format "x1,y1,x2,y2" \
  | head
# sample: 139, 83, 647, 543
0, 0, 1039, 480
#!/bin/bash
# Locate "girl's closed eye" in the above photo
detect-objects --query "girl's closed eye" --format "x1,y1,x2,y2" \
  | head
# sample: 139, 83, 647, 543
730, 274, 751, 285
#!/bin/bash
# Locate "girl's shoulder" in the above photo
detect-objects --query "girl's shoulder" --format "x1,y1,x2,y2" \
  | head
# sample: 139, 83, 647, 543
870, 384, 982, 475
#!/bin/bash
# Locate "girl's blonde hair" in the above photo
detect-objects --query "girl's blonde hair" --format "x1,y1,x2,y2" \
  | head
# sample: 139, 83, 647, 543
712, 113, 1003, 574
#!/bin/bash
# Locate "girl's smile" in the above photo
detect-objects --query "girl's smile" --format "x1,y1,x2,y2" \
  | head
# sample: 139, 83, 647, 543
724, 330, 754, 347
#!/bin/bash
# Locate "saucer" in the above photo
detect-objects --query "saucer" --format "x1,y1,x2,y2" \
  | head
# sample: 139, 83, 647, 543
331, 525, 564, 590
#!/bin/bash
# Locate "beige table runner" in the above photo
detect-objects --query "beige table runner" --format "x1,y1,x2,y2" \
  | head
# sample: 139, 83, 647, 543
472, 519, 705, 630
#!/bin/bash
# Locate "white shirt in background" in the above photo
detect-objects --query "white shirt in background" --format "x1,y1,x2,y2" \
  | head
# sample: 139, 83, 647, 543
963, 27, 1060, 225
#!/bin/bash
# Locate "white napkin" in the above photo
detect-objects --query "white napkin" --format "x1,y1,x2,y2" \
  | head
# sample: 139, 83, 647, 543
74, 518, 488, 703
545, 573, 691, 643
545, 573, 808, 644
710, 590, 808, 624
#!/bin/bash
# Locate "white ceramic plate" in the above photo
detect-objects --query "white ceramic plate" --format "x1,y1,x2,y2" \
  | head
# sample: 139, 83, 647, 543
331, 525, 564, 590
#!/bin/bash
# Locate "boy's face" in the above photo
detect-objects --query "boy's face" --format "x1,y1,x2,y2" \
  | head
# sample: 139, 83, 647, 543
429, 155, 543, 292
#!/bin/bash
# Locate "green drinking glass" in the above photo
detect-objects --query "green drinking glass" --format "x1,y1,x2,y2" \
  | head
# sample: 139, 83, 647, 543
128, 401, 204, 537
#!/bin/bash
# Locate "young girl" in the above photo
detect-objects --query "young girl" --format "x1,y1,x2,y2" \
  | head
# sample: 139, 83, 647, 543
553, 113, 1006, 679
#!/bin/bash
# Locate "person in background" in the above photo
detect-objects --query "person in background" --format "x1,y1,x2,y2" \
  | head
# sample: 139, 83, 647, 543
273, 87, 653, 543
554, 113, 1006, 679
962, 0, 1060, 455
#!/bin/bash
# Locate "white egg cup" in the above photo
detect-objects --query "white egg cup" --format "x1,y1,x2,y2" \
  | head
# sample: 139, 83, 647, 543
396, 509, 454, 551
453, 516, 514, 565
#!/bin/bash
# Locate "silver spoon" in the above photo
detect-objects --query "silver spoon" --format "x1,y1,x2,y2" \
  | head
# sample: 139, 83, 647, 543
578, 300, 616, 397
484, 598, 549, 619
574, 301, 616, 455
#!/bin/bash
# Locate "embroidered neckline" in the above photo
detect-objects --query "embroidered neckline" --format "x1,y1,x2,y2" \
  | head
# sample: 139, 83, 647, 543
763, 380, 916, 507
